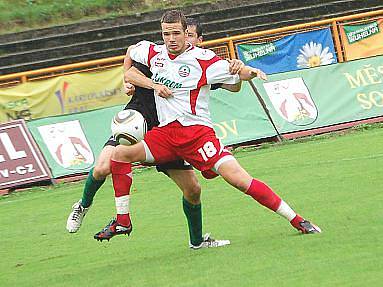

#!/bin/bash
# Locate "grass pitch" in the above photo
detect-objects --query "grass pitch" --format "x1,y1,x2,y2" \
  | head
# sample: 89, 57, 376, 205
1, 125, 382, 286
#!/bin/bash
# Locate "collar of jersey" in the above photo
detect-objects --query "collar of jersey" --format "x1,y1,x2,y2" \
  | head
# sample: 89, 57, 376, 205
167, 42, 194, 60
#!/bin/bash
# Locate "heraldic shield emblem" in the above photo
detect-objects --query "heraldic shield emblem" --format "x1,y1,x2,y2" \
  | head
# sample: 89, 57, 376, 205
38, 120, 94, 170
263, 77, 318, 126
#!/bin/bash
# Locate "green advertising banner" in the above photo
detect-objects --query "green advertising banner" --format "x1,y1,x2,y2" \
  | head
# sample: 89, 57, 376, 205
210, 81, 277, 145
26, 81, 277, 178
27, 105, 123, 178
252, 55, 383, 134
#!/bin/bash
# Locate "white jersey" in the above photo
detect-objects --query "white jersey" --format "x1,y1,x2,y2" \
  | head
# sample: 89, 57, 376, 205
129, 40, 240, 127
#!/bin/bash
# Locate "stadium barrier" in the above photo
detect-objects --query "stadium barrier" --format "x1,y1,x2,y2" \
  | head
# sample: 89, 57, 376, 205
22, 52, 383, 179
3, 53, 383, 184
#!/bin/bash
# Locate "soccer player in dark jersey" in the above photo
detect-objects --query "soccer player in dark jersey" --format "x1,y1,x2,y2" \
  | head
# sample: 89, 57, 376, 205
66, 19, 245, 249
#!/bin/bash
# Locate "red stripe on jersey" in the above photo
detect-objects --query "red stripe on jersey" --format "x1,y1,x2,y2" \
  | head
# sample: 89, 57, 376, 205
148, 44, 159, 68
190, 55, 221, 114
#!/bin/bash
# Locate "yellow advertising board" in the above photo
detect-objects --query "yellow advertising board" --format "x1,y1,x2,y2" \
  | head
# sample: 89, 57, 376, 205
0, 66, 130, 123
340, 18, 383, 60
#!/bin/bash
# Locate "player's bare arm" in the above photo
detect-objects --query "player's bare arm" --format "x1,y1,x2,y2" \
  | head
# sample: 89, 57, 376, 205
123, 46, 135, 96
239, 66, 268, 81
221, 59, 244, 92
125, 66, 173, 98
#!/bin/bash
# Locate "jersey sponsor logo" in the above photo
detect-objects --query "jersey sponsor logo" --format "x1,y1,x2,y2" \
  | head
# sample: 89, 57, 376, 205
178, 65, 190, 77
153, 73, 183, 89
155, 62, 164, 67
155, 57, 165, 67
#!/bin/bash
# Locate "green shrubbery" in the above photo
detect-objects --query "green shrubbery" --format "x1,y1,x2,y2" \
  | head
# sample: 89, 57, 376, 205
0, 0, 212, 34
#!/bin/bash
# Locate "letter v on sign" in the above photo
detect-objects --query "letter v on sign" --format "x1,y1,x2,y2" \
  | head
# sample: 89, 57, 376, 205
221, 120, 238, 135
0, 132, 27, 162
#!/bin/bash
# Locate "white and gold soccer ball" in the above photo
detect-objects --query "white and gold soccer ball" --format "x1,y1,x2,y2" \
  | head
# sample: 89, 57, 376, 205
111, 109, 147, 145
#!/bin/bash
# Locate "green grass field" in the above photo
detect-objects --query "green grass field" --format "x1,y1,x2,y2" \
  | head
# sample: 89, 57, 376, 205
1, 125, 383, 286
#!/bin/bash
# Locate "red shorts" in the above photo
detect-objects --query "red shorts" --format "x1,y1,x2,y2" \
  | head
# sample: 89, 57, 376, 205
143, 121, 232, 174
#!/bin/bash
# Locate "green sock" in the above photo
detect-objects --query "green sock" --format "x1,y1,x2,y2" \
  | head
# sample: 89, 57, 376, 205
182, 197, 203, 246
81, 168, 106, 208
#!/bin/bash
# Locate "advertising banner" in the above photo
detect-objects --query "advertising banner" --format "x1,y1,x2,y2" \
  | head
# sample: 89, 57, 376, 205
0, 120, 51, 189
252, 55, 383, 134
0, 66, 129, 123
27, 106, 123, 178
237, 28, 337, 74
210, 81, 277, 145
340, 19, 383, 61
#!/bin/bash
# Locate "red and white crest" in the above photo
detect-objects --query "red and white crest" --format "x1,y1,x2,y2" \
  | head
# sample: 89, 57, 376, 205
263, 77, 318, 126
38, 120, 94, 169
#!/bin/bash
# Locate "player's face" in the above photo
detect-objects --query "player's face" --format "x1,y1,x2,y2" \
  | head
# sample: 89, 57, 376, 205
186, 25, 203, 46
161, 22, 187, 55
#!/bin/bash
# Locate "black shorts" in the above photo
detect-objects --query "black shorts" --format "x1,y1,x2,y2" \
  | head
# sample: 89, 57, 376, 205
155, 160, 193, 176
103, 136, 192, 175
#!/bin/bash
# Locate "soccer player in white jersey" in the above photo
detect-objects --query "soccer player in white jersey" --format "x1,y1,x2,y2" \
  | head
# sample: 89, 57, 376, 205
67, 19, 245, 250
94, 10, 321, 244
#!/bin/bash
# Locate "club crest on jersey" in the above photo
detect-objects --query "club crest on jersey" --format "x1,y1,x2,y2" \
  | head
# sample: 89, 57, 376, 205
178, 65, 190, 77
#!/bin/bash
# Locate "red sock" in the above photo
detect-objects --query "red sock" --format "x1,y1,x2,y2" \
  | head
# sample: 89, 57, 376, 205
111, 159, 132, 227
290, 214, 304, 228
246, 178, 282, 212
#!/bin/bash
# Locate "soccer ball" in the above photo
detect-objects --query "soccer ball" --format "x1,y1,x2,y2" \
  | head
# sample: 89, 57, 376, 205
111, 109, 147, 145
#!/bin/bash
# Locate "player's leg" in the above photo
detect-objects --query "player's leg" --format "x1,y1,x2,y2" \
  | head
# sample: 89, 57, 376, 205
95, 126, 177, 241
166, 168, 203, 246
178, 125, 320, 234
216, 158, 321, 234
94, 142, 146, 241
83, 145, 114, 207
165, 167, 231, 249
66, 142, 115, 233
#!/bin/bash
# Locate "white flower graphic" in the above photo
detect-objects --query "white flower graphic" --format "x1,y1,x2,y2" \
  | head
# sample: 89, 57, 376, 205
297, 41, 335, 68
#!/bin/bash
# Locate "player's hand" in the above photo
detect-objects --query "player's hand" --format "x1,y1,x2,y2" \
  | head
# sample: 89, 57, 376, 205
227, 59, 245, 74
249, 67, 267, 81
124, 81, 135, 96
153, 83, 173, 98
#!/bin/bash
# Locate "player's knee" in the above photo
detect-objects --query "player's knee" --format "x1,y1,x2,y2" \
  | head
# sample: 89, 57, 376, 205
113, 145, 134, 162
93, 162, 111, 179
183, 182, 201, 204
112, 144, 145, 163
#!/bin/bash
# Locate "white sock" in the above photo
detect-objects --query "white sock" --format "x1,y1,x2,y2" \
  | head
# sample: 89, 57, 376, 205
115, 195, 130, 214
276, 200, 296, 221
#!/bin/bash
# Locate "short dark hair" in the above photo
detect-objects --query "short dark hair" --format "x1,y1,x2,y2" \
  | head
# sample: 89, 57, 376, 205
186, 17, 203, 37
161, 10, 187, 31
